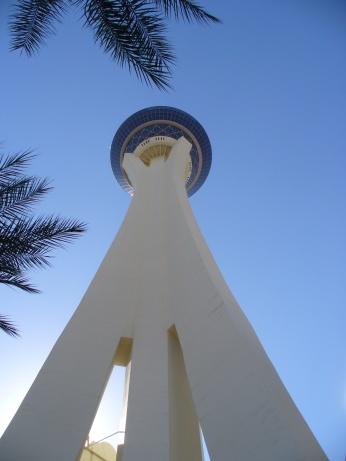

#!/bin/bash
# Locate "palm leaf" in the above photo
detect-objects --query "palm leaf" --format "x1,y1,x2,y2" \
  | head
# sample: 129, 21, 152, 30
81, 0, 174, 89
0, 150, 34, 186
10, 0, 66, 55
0, 176, 51, 223
152, 0, 220, 23
0, 216, 86, 271
0, 315, 20, 337
9, 0, 218, 89
0, 151, 86, 337
0, 272, 39, 293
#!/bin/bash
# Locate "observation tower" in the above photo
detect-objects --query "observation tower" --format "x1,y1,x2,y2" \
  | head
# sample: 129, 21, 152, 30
0, 107, 326, 461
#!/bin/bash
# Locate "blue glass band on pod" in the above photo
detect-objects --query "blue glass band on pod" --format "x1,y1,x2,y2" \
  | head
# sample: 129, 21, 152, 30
110, 106, 212, 196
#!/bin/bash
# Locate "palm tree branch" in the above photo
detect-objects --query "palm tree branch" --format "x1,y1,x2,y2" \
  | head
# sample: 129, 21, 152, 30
0, 150, 86, 337
0, 176, 52, 223
0, 150, 34, 186
0, 314, 20, 337
82, 0, 173, 89
0, 271, 39, 293
10, 0, 67, 55
121, 0, 174, 64
0, 251, 51, 272
0, 216, 86, 272
152, 0, 220, 23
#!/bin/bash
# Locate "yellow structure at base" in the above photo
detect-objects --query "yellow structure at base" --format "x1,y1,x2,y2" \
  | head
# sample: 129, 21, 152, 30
80, 442, 117, 461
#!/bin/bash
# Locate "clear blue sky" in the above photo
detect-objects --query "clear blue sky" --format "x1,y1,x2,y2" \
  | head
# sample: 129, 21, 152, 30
0, 0, 345, 459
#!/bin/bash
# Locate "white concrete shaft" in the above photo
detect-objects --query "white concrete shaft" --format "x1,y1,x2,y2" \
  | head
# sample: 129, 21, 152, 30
0, 137, 326, 461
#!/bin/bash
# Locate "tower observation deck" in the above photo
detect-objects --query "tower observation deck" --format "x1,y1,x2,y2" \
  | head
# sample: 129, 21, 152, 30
111, 106, 212, 196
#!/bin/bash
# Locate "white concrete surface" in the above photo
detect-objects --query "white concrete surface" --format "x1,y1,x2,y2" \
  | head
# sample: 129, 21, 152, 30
0, 137, 327, 461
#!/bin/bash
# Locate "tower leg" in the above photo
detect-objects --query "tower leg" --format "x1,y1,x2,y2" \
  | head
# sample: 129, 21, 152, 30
122, 325, 170, 461
165, 173, 327, 461
168, 327, 203, 461
175, 291, 328, 461
121, 324, 203, 461
0, 239, 135, 461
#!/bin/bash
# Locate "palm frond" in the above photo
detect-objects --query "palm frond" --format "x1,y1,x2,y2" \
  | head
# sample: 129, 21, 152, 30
152, 0, 220, 23
0, 315, 20, 337
0, 150, 86, 337
0, 264, 21, 276
82, 0, 174, 89
0, 216, 86, 272
0, 151, 34, 186
0, 177, 52, 223
0, 248, 51, 272
0, 271, 39, 293
10, 0, 66, 55
22, 215, 87, 249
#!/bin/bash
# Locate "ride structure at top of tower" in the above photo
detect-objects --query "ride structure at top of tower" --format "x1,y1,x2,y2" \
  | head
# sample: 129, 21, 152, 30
110, 106, 212, 196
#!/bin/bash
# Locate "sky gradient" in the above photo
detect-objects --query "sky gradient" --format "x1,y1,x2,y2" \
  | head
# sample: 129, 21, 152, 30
0, 0, 345, 459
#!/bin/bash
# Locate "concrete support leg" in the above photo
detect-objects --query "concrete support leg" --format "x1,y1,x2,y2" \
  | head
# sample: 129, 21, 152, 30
0, 316, 129, 461
160, 154, 328, 461
169, 228, 327, 461
122, 326, 170, 461
168, 327, 203, 461
0, 239, 135, 461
